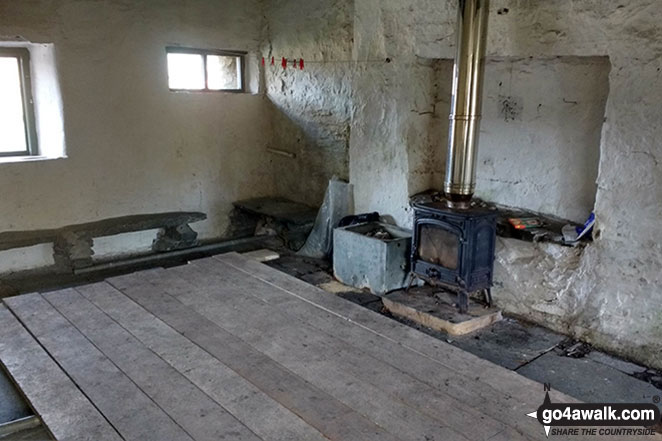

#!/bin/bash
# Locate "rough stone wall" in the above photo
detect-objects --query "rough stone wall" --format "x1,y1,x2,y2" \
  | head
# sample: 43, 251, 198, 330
0, 0, 275, 271
262, 0, 353, 206
350, 59, 447, 227
350, 0, 455, 227
350, 0, 662, 368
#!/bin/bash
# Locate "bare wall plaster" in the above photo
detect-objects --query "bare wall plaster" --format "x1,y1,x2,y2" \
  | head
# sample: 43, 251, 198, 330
0, 0, 275, 271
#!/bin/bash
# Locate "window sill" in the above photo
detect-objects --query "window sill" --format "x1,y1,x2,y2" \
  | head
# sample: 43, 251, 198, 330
0, 155, 67, 165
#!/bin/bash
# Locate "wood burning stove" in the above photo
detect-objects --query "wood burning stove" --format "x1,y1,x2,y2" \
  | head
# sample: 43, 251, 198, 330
408, 0, 495, 313
410, 200, 496, 313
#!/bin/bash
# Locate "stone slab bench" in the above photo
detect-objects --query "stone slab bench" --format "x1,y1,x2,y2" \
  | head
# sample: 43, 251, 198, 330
234, 197, 317, 227
0, 212, 206, 272
233, 197, 318, 250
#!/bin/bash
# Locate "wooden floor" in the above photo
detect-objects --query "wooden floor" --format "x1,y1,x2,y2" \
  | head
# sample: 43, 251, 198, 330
0, 252, 615, 441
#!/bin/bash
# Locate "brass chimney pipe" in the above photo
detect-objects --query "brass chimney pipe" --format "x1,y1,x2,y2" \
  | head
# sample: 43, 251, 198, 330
444, 0, 490, 204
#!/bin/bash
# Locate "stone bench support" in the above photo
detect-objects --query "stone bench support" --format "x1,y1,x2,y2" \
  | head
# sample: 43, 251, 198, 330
0, 212, 207, 273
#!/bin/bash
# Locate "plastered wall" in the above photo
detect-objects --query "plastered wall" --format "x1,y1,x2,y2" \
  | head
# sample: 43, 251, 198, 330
262, 0, 353, 206
476, 56, 609, 223
0, 0, 275, 271
352, 0, 662, 369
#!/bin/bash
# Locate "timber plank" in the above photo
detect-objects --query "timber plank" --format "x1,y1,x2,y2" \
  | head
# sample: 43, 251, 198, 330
40, 288, 262, 441
74, 281, 327, 441
4, 294, 193, 441
177, 259, 525, 441
133, 265, 470, 441
189, 257, 517, 440
381, 290, 502, 336
218, 252, 576, 402
106, 270, 401, 441
0, 303, 122, 441
214, 253, 598, 441
242, 249, 280, 263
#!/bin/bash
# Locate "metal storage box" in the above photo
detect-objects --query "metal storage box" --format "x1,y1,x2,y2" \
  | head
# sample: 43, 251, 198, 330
333, 222, 412, 295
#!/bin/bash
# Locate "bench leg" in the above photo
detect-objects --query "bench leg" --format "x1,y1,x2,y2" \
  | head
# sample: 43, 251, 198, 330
152, 224, 199, 252
53, 232, 94, 272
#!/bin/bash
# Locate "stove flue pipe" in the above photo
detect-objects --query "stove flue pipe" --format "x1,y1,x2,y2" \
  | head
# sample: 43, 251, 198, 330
444, 0, 490, 204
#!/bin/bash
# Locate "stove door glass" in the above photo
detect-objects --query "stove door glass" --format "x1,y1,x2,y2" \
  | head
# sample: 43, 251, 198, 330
418, 224, 460, 270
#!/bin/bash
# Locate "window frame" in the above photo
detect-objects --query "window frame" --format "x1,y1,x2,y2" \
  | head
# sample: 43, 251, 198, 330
0, 47, 38, 157
166, 47, 246, 93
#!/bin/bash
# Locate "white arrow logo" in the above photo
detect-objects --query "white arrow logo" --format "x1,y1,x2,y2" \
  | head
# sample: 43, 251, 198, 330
526, 409, 551, 437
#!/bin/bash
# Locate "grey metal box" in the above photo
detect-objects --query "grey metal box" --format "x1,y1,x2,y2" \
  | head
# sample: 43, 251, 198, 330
333, 222, 412, 295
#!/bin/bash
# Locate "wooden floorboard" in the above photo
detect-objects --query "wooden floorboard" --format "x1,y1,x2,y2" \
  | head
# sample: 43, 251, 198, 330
3, 251, 642, 441
216, 253, 601, 441
199, 257, 534, 437
217, 253, 572, 399
40, 288, 262, 441
108, 270, 401, 441
188, 257, 514, 440
5, 292, 195, 441
141, 269, 466, 441
218, 253, 549, 398
73, 281, 328, 441
0, 302, 122, 441
172, 260, 502, 441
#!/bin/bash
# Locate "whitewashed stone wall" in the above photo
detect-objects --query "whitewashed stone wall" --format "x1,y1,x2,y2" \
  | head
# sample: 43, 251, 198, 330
262, 0, 353, 206
266, 0, 662, 368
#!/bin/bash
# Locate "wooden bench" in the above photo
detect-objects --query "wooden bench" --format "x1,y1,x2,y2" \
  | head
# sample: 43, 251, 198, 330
0, 212, 206, 272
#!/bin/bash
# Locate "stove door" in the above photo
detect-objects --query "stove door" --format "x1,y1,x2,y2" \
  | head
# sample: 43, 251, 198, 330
413, 220, 463, 283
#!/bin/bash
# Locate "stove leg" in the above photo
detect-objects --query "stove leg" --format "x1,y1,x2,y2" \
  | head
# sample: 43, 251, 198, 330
405, 273, 417, 293
457, 291, 469, 314
483, 288, 493, 308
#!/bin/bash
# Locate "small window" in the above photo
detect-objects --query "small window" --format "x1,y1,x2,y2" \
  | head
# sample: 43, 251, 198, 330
166, 47, 245, 92
0, 48, 38, 156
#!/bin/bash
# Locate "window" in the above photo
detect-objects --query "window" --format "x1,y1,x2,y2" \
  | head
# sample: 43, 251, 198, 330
166, 47, 245, 92
0, 48, 37, 156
